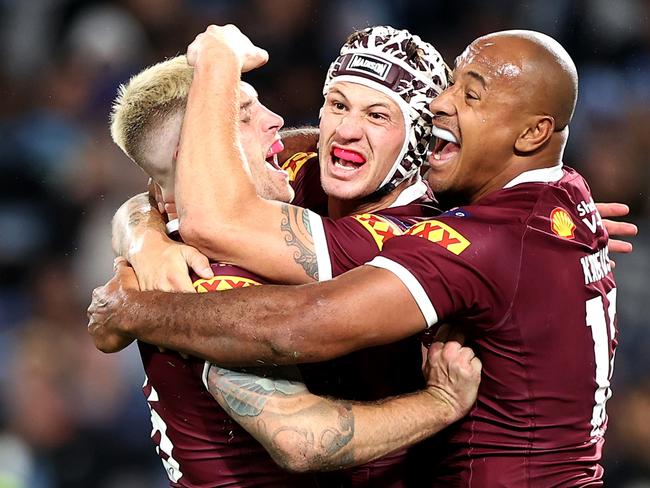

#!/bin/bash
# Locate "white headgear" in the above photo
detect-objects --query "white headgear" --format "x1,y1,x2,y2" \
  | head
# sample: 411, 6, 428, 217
323, 26, 450, 193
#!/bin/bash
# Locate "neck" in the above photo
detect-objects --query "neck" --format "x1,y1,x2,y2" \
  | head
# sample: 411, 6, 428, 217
471, 159, 563, 203
469, 140, 565, 203
327, 175, 419, 219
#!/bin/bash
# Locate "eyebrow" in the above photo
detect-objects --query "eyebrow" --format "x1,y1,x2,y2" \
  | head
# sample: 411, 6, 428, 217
240, 98, 255, 111
328, 87, 348, 101
329, 88, 394, 111
464, 70, 487, 88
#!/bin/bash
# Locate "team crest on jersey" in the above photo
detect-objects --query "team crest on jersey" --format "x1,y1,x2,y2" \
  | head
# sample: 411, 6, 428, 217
550, 207, 575, 239
193, 275, 260, 292
405, 220, 470, 255
353, 213, 403, 250
441, 208, 471, 218
281, 152, 317, 182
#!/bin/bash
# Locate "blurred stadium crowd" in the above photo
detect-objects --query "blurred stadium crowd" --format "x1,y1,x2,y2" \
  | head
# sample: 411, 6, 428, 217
0, 0, 647, 486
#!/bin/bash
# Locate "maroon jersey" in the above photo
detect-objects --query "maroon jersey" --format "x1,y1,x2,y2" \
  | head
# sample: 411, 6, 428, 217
368, 166, 618, 487
302, 179, 441, 487
138, 262, 316, 487
282, 151, 328, 214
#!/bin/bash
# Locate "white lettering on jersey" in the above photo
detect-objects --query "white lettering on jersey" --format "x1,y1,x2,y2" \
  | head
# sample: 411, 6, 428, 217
580, 248, 612, 285
144, 375, 183, 483
585, 288, 617, 438
576, 198, 603, 234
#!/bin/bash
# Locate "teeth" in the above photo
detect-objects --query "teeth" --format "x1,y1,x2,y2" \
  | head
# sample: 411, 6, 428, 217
334, 159, 358, 171
433, 152, 441, 160
431, 126, 458, 144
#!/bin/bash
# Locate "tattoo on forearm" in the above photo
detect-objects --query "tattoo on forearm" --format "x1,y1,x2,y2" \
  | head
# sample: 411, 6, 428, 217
207, 365, 307, 417
280, 205, 318, 280
207, 363, 356, 469
270, 401, 355, 469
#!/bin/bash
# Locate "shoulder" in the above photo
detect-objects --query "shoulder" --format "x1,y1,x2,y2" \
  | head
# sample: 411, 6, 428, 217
281, 152, 318, 183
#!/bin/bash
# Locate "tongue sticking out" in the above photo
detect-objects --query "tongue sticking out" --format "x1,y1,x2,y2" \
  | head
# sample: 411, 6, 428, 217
333, 147, 366, 164
266, 140, 285, 159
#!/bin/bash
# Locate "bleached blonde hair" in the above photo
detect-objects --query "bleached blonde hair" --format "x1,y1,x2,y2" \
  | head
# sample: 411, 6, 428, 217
110, 55, 193, 179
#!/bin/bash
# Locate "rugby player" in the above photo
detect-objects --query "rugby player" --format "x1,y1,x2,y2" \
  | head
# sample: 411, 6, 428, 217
91, 29, 624, 485
108, 54, 318, 487
106, 27, 480, 487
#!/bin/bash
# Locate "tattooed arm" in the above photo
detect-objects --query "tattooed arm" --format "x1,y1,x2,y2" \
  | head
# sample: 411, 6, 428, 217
205, 341, 481, 472
111, 193, 213, 291
176, 26, 321, 285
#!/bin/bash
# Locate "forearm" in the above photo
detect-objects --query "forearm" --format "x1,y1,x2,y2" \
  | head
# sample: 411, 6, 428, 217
206, 364, 455, 472
116, 267, 424, 366
112, 193, 167, 259
176, 49, 258, 241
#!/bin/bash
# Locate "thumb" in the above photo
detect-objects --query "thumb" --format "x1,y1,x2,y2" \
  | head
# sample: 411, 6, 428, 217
113, 256, 129, 271
182, 247, 213, 279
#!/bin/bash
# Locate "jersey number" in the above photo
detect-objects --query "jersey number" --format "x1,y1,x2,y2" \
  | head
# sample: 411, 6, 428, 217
144, 377, 183, 482
585, 288, 617, 437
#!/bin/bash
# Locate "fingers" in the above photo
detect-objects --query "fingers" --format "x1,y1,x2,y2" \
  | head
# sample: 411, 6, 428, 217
603, 219, 638, 238
164, 202, 178, 220
189, 24, 268, 72
595, 202, 629, 218
114, 256, 128, 270
608, 239, 634, 255
181, 247, 213, 280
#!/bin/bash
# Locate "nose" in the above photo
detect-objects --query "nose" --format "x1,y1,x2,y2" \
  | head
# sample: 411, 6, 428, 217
429, 85, 456, 118
335, 113, 363, 141
262, 105, 284, 133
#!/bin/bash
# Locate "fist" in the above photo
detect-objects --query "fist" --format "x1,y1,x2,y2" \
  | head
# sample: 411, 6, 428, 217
187, 24, 269, 72
87, 258, 139, 353
423, 341, 482, 421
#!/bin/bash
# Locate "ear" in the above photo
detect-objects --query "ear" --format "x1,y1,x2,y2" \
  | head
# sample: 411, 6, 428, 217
514, 116, 554, 153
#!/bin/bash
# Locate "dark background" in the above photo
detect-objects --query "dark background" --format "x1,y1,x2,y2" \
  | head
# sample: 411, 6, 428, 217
0, 1, 647, 486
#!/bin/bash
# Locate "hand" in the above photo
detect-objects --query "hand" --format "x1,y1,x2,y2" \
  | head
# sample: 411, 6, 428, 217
87, 258, 140, 353
596, 202, 637, 255
130, 232, 213, 292
423, 341, 481, 422
187, 24, 269, 72
147, 178, 167, 216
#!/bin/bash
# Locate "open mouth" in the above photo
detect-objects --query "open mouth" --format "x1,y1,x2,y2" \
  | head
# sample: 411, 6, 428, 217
430, 126, 460, 165
265, 139, 285, 172
331, 147, 367, 172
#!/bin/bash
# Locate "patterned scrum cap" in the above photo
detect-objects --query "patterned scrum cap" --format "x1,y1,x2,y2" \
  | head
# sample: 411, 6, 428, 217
323, 25, 450, 193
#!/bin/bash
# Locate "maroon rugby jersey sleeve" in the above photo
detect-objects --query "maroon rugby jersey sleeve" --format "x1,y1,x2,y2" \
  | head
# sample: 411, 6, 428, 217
365, 216, 514, 328
306, 180, 436, 280
281, 152, 328, 214
307, 211, 407, 280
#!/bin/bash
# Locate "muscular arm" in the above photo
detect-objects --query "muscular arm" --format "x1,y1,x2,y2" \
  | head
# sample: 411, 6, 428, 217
176, 28, 321, 284
89, 261, 426, 365
111, 193, 212, 291
112, 192, 166, 259
205, 341, 480, 472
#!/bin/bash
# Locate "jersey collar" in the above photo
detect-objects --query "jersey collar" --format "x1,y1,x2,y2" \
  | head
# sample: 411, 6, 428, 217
166, 218, 179, 235
388, 175, 428, 208
503, 163, 564, 189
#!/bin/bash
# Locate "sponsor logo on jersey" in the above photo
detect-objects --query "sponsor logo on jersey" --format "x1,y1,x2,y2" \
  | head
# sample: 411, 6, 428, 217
550, 207, 576, 239
281, 152, 317, 182
347, 54, 391, 80
353, 213, 403, 250
576, 198, 603, 234
405, 220, 470, 255
193, 275, 260, 292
